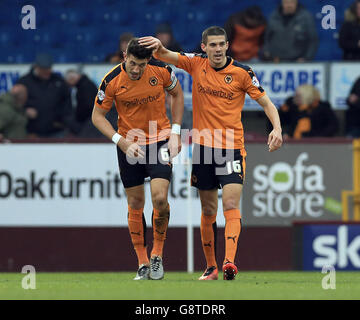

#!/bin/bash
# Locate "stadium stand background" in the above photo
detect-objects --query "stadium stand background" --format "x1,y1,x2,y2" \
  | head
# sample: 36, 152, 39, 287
0, 0, 353, 63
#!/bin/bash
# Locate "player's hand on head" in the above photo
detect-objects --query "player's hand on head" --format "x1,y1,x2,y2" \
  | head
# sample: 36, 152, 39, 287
268, 129, 283, 152
168, 133, 182, 159
138, 36, 162, 52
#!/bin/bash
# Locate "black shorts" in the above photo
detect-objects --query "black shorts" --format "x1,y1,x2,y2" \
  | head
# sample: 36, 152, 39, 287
191, 144, 246, 190
117, 139, 172, 189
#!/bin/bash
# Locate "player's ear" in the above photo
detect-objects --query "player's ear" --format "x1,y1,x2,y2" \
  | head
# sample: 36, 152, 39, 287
200, 42, 206, 52
123, 52, 127, 61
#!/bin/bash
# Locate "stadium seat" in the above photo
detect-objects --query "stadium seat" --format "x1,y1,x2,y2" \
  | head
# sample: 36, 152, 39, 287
0, 0, 356, 63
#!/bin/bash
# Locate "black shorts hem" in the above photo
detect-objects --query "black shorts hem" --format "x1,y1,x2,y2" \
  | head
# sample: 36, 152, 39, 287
150, 172, 172, 182
220, 179, 244, 188
121, 179, 145, 189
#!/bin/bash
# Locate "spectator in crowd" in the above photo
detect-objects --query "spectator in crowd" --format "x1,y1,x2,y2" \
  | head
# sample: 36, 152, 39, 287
65, 69, 101, 137
224, 5, 266, 62
104, 32, 133, 63
0, 84, 28, 140
155, 23, 184, 127
345, 77, 360, 137
278, 84, 338, 139
263, 0, 318, 62
339, 0, 360, 61
16, 53, 74, 138
155, 23, 182, 52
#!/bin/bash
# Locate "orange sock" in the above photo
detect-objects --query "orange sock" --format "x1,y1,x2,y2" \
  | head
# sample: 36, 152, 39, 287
224, 209, 241, 265
200, 213, 217, 269
151, 204, 170, 257
128, 206, 149, 266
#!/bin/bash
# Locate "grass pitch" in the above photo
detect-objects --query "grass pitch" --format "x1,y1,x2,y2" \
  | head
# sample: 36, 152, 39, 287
0, 271, 359, 300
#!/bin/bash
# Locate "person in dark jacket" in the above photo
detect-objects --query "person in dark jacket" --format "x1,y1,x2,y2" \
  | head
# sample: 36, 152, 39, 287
345, 77, 360, 137
339, 0, 360, 60
65, 70, 98, 123
16, 53, 73, 137
0, 84, 28, 140
155, 23, 182, 52
224, 5, 266, 62
65, 69, 105, 137
278, 85, 338, 139
104, 32, 133, 64
263, 0, 318, 62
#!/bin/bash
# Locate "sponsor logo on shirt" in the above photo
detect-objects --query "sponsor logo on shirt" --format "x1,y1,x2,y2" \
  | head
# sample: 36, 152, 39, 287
197, 84, 233, 100
97, 90, 105, 101
122, 92, 161, 108
252, 76, 260, 88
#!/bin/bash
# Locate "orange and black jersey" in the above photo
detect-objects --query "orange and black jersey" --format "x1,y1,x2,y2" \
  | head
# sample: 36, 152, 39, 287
177, 53, 266, 152
94, 59, 178, 145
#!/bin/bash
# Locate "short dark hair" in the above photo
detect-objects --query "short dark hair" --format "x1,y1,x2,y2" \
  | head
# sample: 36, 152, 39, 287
126, 38, 153, 60
201, 26, 228, 44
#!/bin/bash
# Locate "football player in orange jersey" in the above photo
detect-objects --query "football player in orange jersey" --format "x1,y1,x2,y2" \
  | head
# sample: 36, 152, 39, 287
92, 39, 184, 280
140, 26, 282, 280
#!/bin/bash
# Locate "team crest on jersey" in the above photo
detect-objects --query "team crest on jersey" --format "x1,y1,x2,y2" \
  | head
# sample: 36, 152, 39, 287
149, 76, 158, 86
97, 90, 105, 101
252, 76, 260, 87
224, 74, 233, 84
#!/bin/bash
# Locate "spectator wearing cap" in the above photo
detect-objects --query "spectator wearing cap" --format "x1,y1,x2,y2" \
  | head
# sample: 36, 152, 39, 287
16, 53, 74, 137
0, 84, 28, 141
155, 23, 182, 52
224, 5, 266, 62
263, 0, 318, 62
339, 0, 360, 60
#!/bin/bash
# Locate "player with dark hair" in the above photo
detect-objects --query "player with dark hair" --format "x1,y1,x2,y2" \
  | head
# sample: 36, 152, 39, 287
140, 27, 282, 280
92, 38, 184, 280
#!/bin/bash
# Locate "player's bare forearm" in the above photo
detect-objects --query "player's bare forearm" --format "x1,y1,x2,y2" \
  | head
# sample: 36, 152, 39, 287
92, 105, 144, 158
91, 105, 117, 140
138, 36, 179, 65
168, 82, 184, 125
256, 95, 281, 131
256, 95, 283, 152
91, 105, 121, 143
167, 82, 184, 158
156, 46, 179, 66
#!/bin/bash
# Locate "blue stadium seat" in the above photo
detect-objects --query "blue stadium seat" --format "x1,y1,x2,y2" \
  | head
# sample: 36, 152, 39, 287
0, 0, 353, 63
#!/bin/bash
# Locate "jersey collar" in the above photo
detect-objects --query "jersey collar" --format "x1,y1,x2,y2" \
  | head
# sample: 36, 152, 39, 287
211, 56, 232, 72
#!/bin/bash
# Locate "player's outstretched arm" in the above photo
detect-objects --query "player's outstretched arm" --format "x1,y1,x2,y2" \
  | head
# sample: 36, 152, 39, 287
167, 82, 184, 158
139, 36, 179, 66
91, 106, 144, 158
256, 94, 283, 152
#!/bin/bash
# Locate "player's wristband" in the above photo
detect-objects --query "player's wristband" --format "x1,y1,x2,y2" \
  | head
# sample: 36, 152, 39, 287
111, 132, 122, 145
171, 124, 181, 135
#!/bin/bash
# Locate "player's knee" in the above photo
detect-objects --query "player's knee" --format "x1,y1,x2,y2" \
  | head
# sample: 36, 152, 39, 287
127, 196, 145, 210
201, 203, 218, 216
223, 199, 238, 212
152, 193, 168, 211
